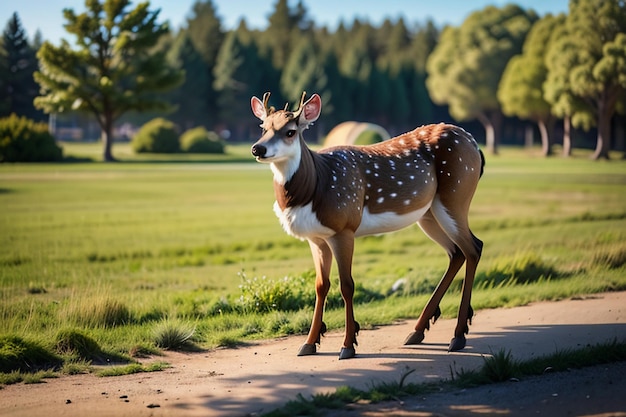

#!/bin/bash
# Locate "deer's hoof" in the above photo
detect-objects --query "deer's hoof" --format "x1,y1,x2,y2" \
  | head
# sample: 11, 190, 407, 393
448, 336, 466, 352
297, 343, 317, 356
338, 347, 356, 360
403, 331, 425, 345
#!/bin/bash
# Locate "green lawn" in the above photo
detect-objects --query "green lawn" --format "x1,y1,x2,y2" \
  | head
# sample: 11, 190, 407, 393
1, 143, 625, 371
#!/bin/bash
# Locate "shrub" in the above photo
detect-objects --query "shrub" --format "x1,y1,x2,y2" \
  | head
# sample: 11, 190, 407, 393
131, 118, 179, 153
354, 130, 384, 145
180, 127, 225, 154
0, 114, 63, 162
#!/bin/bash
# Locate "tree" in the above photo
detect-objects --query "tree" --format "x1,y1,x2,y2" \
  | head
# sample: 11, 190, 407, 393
548, 0, 626, 160
34, 0, 183, 161
166, 30, 211, 130
426, 5, 538, 154
185, 0, 224, 128
280, 36, 327, 107
213, 29, 262, 138
0, 13, 41, 120
499, 14, 566, 157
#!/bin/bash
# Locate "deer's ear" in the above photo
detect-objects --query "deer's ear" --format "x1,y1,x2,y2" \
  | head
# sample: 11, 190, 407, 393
251, 96, 266, 121
299, 94, 321, 126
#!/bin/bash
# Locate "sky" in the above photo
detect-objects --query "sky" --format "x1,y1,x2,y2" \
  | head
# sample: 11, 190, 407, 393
1, 0, 569, 44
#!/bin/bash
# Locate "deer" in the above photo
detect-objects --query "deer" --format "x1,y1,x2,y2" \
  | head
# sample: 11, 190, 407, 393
250, 92, 484, 360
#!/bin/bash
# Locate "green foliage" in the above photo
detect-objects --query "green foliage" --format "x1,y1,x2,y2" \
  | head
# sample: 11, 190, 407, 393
180, 127, 225, 154
59, 297, 132, 328
0, 335, 61, 373
152, 319, 196, 350
0, 114, 63, 162
132, 118, 180, 153
33, 0, 183, 161
237, 272, 315, 313
96, 361, 169, 377
0, 13, 41, 120
354, 130, 384, 145
54, 329, 103, 361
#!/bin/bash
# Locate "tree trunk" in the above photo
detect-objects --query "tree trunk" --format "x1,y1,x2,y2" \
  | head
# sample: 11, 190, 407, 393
524, 125, 533, 148
591, 104, 611, 160
478, 112, 500, 155
102, 116, 116, 162
537, 119, 552, 157
562, 116, 572, 157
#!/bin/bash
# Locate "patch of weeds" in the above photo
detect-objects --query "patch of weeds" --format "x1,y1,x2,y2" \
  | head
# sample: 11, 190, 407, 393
61, 297, 133, 328
96, 361, 169, 377
129, 344, 159, 358
23, 369, 57, 384
152, 319, 197, 350
0, 335, 62, 373
55, 329, 103, 360
591, 246, 626, 269
474, 252, 562, 289
0, 370, 23, 385
60, 360, 92, 375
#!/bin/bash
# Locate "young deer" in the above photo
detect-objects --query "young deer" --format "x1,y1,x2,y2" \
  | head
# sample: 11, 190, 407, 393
251, 92, 484, 359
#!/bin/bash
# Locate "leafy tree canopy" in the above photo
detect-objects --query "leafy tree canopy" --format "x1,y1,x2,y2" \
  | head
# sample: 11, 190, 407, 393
34, 0, 183, 161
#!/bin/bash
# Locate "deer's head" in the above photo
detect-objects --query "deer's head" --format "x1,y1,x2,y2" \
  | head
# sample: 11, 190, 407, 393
250, 92, 321, 163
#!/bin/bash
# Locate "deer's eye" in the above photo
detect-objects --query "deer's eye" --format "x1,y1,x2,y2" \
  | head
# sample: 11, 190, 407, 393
286, 130, 297, 138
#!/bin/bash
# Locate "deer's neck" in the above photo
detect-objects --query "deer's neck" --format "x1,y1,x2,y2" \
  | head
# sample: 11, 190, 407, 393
273, 138, 322, 211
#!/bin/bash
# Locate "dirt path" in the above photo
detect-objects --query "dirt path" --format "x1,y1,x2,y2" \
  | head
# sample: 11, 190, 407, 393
1, 292, 624, 417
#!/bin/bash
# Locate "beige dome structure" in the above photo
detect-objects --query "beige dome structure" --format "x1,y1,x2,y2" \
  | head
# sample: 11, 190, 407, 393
322, 121, 390, 148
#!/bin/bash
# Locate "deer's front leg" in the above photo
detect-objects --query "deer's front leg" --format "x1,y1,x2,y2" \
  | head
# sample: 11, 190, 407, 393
328, 232, 359, 360
298, 239, 332, 356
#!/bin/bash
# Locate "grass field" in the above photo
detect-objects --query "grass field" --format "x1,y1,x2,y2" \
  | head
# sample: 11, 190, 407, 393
1, 141, 625, 375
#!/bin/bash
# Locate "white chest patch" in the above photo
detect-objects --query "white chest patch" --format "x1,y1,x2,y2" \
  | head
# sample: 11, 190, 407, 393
355, 203, 432, 237
273, 202, 335, 240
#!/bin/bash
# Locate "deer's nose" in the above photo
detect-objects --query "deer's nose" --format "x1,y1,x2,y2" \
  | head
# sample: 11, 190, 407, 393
251, 144, 267, 158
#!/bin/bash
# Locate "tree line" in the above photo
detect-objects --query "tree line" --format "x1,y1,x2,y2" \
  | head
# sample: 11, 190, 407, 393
0, 0, 624, 161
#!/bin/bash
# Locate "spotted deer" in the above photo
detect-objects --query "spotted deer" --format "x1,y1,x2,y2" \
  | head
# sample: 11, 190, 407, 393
251, 92, 484, 359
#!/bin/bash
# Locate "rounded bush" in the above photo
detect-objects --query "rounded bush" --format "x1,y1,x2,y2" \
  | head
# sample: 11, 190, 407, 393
0, 114, 63, 162
180, 127, 225, 154
354, 130, 384, 145
132, 118, 179, 153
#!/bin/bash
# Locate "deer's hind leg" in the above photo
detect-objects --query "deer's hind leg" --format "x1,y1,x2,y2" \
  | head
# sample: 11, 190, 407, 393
405, 209, 466, 346
298, 238, 332, 356
430, 196, 482, 352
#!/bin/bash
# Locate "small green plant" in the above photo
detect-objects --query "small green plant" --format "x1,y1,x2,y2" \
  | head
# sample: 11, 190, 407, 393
180, 127, 225, 154
131, 118, 179, 153
152, 319, 196, 350
96, 361, 169, 377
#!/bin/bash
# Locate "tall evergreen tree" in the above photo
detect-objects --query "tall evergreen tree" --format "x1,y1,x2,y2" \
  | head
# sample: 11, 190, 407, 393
34, 0, 183, 161
213, 29, 262, 138
0, 13, 41, 120
166, 30, 211, 130
185, 0, 224, 128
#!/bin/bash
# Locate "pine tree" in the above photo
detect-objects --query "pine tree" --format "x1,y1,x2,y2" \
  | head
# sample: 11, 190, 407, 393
34, 0, 183, 161
0, 13, 41, 120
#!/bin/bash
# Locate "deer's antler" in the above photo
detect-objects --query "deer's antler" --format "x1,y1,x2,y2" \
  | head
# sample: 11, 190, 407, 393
291, 91, 307, 119
262, 92, 276, 115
